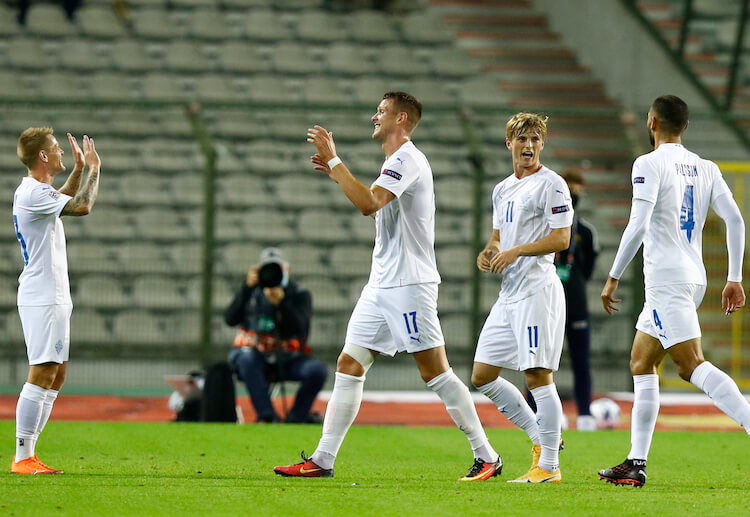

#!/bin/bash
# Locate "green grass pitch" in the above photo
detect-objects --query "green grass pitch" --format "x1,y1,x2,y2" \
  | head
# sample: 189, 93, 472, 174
0, 421, 748, 516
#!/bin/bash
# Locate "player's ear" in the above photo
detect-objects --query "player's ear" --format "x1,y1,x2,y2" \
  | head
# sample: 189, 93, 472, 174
505, 138, 511, 150
39, 150, 48, 162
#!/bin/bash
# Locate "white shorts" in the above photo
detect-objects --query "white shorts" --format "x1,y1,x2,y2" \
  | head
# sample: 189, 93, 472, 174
345, 283, 445, 356
475, 281, 565, 371
18, 304, 72, 365
635, 283, 705, 348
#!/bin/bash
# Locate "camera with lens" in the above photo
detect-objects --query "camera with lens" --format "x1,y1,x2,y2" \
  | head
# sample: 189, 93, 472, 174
258, 262, 284, 288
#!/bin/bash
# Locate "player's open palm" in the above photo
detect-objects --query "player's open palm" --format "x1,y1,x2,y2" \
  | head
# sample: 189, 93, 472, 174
82, 135, 100, 170
306, 125, 336, 162
721, 281, 745, 315
311, 154, 334, 178
67, 133, 85, 171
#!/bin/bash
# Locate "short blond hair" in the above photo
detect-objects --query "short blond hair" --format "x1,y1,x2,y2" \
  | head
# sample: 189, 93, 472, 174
18, 127, 54, 168
505, 113, 548, 141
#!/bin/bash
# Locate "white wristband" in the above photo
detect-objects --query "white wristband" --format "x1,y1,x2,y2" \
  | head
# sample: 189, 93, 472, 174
327, 156, 342, 169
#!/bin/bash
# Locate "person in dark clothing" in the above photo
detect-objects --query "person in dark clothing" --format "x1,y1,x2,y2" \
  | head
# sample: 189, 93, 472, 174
225, 247, 327, 424
526, 169, 599, 431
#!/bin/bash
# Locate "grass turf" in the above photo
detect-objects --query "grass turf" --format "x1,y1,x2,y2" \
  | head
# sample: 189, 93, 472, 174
0, 421, 748, 516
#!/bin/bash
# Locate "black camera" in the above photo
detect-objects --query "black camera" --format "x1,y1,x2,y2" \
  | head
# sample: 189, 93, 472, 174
258, 262, 283, 288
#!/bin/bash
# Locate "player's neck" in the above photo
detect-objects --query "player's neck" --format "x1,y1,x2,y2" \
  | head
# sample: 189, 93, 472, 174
27, 168, 54, 185
513, 162, 543, 179
381, 133, 411, 158
654, 134, 682, 149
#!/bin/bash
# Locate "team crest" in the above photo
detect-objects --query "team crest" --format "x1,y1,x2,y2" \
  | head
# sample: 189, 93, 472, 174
55, 340, 63, 354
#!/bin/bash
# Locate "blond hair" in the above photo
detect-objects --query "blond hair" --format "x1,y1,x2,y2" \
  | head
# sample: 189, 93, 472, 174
18, 127, 54, 168
505, 113, 548, 141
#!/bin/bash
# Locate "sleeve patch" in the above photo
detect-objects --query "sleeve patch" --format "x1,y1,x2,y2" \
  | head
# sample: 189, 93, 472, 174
633, 176, 645, 184
382, 169, 402, 180
47, 190, 61, 200
551, 204, 570, 214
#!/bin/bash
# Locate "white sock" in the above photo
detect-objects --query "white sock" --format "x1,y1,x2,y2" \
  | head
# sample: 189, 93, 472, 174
477, 377, 540, 445
691, 361, 750, 434
530, 383, 562, 472
428, 368, 498, 463
628, 374, 659, 461
15, 383, 47, 461
32, 389, 58, 455
311, 372, 365, 470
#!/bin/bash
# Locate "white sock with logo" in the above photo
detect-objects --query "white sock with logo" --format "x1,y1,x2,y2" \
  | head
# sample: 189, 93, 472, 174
15, 383, 47, 461
32, 388, 58, 455
311, 372, 365, 470
628, 374, 659, 460
428, 368, 499, 463
690, 361, 750, 434
477, 377, 540, 445
530, 383, 562, 473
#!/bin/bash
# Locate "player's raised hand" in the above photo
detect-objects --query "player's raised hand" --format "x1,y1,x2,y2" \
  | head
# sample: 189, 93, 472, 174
67, 133, 85, 172
477, 248, 495, 272
306, 125, 337, 162
721, 281, 745, 315
601, 277, 621, 315
311, 154, 334, 178
489, 247, 519, 274
82, 135, 101, 170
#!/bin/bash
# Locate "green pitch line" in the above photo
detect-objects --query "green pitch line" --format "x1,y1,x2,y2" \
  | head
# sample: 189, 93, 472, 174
0, 422, 748, 516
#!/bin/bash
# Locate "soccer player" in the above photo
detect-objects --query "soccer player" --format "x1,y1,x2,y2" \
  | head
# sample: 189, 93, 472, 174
471, 113, 573, 483
11, 128, 101, 474
598, 95, 750, 487
274, 92, 502, 481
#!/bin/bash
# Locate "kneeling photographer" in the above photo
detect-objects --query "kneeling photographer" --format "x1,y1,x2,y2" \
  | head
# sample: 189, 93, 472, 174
225, 248, 327, 423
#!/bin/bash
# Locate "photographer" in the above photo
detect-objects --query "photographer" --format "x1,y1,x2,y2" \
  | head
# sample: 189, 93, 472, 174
225, 248, 327, 423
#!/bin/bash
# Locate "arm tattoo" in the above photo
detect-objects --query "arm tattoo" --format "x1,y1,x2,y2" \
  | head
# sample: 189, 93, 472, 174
61, 168, 100, 216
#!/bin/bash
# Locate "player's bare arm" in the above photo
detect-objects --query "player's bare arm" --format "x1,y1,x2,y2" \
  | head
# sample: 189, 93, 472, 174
58, 133, 85, 196
489, 226, 570, 274
61, 135, 101, 217
477, 230, 500, 272
308, 125, 395, 216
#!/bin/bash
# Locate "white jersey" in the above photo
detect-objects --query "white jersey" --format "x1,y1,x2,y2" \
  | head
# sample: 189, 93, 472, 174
12, 176, 72, 306
368, 140, 441, 288
492, 166, 574, 303
631, 143, 731, 288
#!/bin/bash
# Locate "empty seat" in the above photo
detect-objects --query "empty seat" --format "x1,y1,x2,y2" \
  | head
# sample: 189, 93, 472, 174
405, 79, 456, 107
169, 174, 204, 206
0, 4, 20, 37
3, 311, 25, 343
330, 244, 372, 278
303, 277, 349, 312
67, 243, 118, 274
435, 214, 472, 245
115, 242, 171, 274
164, 41, 213, 73
39, 72, 87, 101
194, 75, 240, 102
75, 276, 129, 308
307, 315, 339, 348
270, 42, 320, 74
71, 310, 111, 344
281, 244, 329, 276
83, 208, 134, 239
270, 175, 329, 208
245, 153, 296, 176
429, 48, 482, 77
213, 210, 247, 241
349, 214, 375, 243
401, 12, 454, 45
440, 314, 472, 350
91, 72, 137, 101
220, 243, 263, 275
186, 276, 233, 309
0, 276, 18, 307
435, 177, 473, 211
244, 208, 296, 242
437, 282, 471, 313
218, 175, 270, 207
349, 11, 399, 43
6, 38, 52, 69
133, 208, 189, 240
375, 45, 429, 76
188, 9, 230, 40
436, 245, 473, 280
460, 78, 512, 108
121, 173, 170, 204
169, 311, 201, 345
302, 76, 350, 105
59, 40, 107, 71
110, 40, 157, 72
0, 75, 34, 101
132, 9, 185, 39
113, 311, 166, 345
132, 275, 185, 309
142, 73, 186, 102
297, 209, 349, 244
247, 75, 297, 103
351, 76, 408, 104
217, 41, 266, 74
294, 10, 347, 42
325, 43, 372, 75
168, 243, 203, 274
76, 5, 127, 38
26, 4, 77, 37
243, 9, 292, 41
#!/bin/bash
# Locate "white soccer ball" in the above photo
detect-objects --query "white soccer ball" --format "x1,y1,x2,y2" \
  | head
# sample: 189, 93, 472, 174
590, 397, 621, 429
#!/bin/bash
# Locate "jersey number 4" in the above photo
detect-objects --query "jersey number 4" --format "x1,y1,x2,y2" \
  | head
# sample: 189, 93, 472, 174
680, 185, 695, 242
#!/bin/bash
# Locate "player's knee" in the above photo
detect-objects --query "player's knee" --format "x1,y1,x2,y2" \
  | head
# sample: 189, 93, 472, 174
629, 357, 656, 375
471, 372, 491, 388
674, 358, 701, 381
337, 343, 374, 376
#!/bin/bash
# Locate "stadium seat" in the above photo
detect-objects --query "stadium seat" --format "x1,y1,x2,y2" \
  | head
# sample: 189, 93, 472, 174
3, 311, 25, 343
440, 314, 472, 350
435, 213, 473, 245
400, 11, 454, 45
167, 243, 203, 275
115, 242, 171, 274
195, 75, 241, 102
110, 40, 158, 72
217, 175, 270, 208
270, 175, 330, 208
270, 42, 321, 75
6, 38, 52, 69
247, 75, 297, 103
459, 77, 513, 107
75, 276, 130, 309
301, 276, 349, 312
0, 75, 34, 101
188, 9, 231, 40
132, 8, 185, 39
132, 275, 185, 309
168, 311, 201, 346
220, 242, 263, 275
26, 4, 77, 37
39, 72, 87, 101
297, 209, 350, 244
67, 243, 118, 275
82, 208, 134, 240
302, 76, 351, 105
329, 244, 372, 278
375, 45, 430, 77
435, 177, 473, 211
436, 245, 474, 280
0, 4, 20, 37
437, 281, 471, 313
0, 276, 18, 308
242, 9, 292, 41
245, 208, 296, 242
170, 174, 205, 206
351, 76, 409, 104
349, 10, 400, 43
70, 310, 112, 344
113, 311, 166, 345
213, 210, 249, 242
429, 48, 483, 77
405, 79, 457, 107
142, 73, 187, 102
186, 276, 233, 309
217, 41, 267, 74
164, 41, 214, 73
294, 10, 348, 42
76, 5, 127, 38
133, 208, 190, 241
121, 173, 169, 204
325, 43, 373, 76
307, 315, 339, 349
280, 244, 329, 276
349, 213, 376, 243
